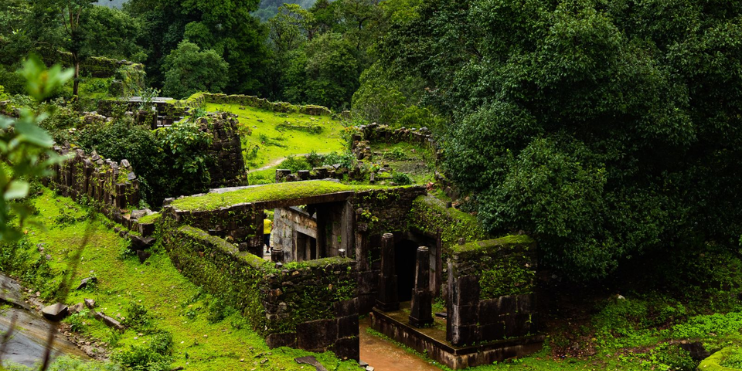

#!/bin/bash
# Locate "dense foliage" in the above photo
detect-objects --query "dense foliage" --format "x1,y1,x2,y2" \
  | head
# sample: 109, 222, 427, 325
378, 0, 742, 279
161, 41, 229, 99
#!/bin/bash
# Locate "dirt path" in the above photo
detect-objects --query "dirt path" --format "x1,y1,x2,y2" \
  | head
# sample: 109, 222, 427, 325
359, 318, 441, 371
248, 157, 292, 173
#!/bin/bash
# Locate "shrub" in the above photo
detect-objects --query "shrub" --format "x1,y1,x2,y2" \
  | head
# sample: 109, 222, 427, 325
392, 172, 412, 185
112, 331, 173, 371
279, 155, 312, 172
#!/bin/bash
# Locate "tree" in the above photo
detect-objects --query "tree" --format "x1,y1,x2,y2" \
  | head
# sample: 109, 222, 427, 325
161, 40, 229, 99
81, 5, 146, 61
126, 0, 269, 94
379, 0, 742, 279
34, 0, 97, 97
282, 32, 359, 110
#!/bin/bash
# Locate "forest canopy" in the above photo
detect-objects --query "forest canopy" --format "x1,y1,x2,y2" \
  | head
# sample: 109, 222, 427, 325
379, 0, 742, 279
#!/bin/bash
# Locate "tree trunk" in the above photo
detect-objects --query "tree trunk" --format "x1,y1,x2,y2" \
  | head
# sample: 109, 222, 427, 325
73, 55, 80, 97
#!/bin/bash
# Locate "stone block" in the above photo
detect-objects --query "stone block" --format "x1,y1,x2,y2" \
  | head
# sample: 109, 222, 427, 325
334, 298, 358, 317
332, 336, 360, 361
42, 303, 69, 322
478, 300, 500, 324
297, 319, 338, 351
451, 304, 478, 327
516, 293, 535, 313
266, 332, 297, 348
450, 325, 478, 346
454, 275, 480, 306
337, 315, 359, 338
497, 295, 517, 315
479, 322, 506, 342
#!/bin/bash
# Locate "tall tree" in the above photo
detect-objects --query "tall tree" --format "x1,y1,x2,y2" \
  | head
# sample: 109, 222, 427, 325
379, 0, 742, 280
126, 0, 269, 94
35, 0, 97, 97
161, 40, 229, 99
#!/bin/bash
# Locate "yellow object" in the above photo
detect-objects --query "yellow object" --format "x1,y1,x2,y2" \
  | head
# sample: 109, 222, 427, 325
263, 218, 273, 234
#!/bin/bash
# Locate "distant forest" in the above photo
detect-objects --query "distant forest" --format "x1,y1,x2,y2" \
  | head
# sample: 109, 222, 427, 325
96, 0, 319, 21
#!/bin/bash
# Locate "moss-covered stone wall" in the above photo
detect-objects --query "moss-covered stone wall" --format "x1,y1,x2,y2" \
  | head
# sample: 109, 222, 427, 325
160, 220, 360, 360
407, 196, 489, 249
353, 187, 428, 237
46, 144, 139, 222
446, 236, 539, 346
180, 92, 333, 117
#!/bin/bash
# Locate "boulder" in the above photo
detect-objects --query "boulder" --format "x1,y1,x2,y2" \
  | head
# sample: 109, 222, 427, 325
76, 276, 98, 290
130, 235, 155, 250
84, 298, 96, 309
94, 311, 125, 331
42, 303, 69, 322
69, 303, 85, 314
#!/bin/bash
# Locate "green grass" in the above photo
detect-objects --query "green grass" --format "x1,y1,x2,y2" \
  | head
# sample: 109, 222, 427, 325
170, 180, 387, 211
205, 103, 347, 169
368, 141, 437, 185
15, 188, 359, 371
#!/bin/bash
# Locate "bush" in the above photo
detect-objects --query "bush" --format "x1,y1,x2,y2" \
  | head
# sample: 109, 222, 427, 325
392, 172, 412, 185
122, 301, 151, 330
112, 331, 173, 371
279, 155, 312, 172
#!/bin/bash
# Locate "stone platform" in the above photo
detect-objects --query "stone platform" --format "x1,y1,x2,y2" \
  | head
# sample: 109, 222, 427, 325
370, 303, 543, 369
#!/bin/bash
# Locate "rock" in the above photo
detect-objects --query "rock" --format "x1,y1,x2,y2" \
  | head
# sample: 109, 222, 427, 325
84, 298, 96, 309
130, 235, 155, 250
93, 312, 125, 331
76, 277, 98, 290
42, 303, 69, 322
359, 360, 369, 367
121, 159, 130, 168
69, 303, 84, 314
680, 342, 710, 361
295, 356, 329, 371
130, 209, 149, 220
137, 250, 152, 263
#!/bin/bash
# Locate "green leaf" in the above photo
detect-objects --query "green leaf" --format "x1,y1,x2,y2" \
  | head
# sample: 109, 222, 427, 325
15, 120, 54, 147
4, 180, 29, 200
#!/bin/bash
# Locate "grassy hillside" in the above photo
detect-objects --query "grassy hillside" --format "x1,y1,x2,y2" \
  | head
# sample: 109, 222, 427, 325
4, 188, 358, 371
205, 102, 347, 181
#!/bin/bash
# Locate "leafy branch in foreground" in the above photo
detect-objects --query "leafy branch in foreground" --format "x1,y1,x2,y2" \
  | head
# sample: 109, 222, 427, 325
0, 55, 71, 242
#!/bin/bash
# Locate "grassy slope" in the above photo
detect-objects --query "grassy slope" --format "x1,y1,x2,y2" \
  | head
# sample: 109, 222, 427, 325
368, 141, 437, 185
20, 188, 358, 371
204, 103, 346, 170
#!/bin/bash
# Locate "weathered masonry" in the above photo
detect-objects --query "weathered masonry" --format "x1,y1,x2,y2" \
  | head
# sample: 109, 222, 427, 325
153, 180, 542, 367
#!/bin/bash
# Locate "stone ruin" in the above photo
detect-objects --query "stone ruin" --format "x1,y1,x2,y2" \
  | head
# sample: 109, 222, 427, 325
151, 180, 541, 368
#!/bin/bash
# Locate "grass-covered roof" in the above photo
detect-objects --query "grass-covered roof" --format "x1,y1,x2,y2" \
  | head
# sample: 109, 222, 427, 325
171, 180, 386, 211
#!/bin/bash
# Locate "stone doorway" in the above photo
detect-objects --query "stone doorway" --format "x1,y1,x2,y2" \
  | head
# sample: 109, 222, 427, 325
296, 231, 318, 261
395, 239, 418, 302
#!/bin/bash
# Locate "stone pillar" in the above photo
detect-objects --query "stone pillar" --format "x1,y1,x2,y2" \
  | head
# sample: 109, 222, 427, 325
376, 233, 399, 312
409, 246, 433, 328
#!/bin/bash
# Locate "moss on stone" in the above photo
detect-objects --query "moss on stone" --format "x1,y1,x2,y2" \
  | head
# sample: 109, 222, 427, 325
408, 195, 489, 249
137, 212, 161, 224
451, 234, 535, 254
171, 180, 388, 211
698, 347, 741, 371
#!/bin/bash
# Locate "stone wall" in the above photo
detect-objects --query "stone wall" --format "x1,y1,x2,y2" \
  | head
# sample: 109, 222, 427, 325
161, 223, 359, 360
196, 113, 247, 188
446, 237, 539, 346
46, 144, 139, 220
181, 93, 333, 116
351, 123, 436, 159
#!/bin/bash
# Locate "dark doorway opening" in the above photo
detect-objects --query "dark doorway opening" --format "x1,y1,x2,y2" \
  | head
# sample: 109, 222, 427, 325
395, 239, 418, 302
296, 231, 318, 261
